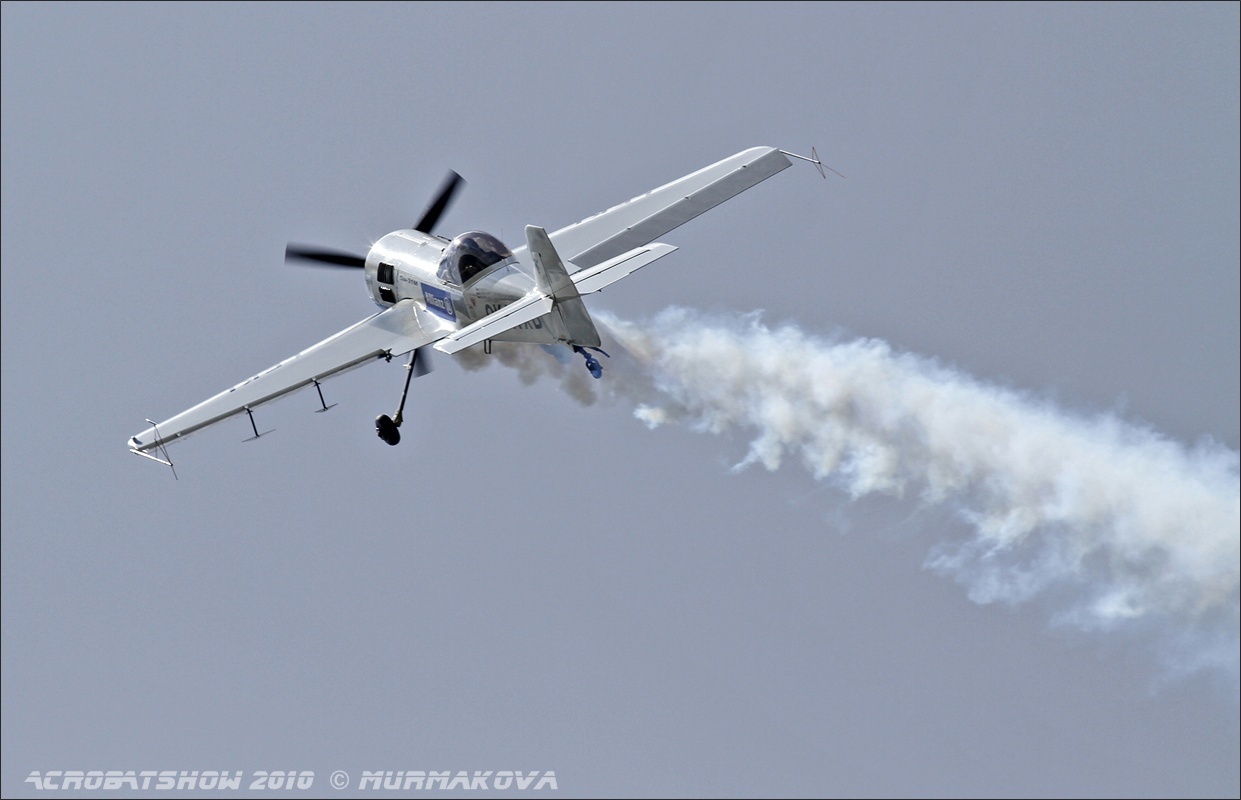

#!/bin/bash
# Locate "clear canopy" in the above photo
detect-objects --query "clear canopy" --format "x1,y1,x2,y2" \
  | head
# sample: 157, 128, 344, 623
438, 231, 513, 285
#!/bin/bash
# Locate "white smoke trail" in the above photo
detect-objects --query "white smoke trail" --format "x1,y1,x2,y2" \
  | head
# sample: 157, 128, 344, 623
457, 308, 1240, 683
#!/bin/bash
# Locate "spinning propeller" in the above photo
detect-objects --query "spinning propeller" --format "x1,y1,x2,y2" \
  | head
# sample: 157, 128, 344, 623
283, 170, 465, 269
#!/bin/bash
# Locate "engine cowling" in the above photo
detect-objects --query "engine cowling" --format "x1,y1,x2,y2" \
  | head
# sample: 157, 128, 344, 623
364, 230, 449, 308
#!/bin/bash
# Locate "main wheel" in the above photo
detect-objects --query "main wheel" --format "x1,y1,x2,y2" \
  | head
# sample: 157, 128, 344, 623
375, 414, 401, 446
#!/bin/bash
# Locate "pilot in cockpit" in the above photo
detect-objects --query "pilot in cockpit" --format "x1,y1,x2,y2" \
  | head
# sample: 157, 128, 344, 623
440, 231, 514, 285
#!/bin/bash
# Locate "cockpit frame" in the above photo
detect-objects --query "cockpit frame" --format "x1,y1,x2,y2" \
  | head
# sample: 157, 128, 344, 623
437, 231, 514, 286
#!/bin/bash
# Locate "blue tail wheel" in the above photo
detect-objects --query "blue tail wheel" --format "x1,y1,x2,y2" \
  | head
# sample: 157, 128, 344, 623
573, 345, 610, 379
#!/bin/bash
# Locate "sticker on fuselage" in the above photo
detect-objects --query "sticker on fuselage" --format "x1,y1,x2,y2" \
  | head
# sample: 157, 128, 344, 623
422, 284, 457, 322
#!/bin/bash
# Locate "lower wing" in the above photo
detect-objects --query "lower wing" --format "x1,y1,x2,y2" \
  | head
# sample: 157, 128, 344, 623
128, 299, 451, 456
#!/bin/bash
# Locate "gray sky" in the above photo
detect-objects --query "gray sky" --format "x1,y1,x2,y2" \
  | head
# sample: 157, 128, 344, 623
2, 2, 1238, 797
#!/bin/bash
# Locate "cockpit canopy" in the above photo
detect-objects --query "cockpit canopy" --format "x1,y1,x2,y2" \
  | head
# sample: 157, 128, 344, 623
438, 231, 514, 285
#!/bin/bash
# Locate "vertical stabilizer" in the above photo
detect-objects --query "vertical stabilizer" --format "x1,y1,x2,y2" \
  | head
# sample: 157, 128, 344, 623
525, 225, 602, 347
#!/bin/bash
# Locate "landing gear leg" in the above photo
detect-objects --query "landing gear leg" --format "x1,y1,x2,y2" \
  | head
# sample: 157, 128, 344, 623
375, 348, 422, 446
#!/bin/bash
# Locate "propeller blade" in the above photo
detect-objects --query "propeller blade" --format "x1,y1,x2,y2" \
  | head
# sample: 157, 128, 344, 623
412, 345, 434, 378
285, 244, 366, 269
413, 171, 464, 234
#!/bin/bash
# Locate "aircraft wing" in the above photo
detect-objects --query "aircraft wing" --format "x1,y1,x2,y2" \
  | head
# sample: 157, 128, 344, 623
128, 299, 451, 457
513, 146, 792, 270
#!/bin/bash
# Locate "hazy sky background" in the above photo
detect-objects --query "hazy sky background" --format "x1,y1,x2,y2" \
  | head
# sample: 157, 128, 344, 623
3, 3, 1238, 797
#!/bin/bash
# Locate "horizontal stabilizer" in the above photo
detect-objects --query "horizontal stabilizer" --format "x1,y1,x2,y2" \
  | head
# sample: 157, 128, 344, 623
571, 243, 677, 295
433, 294, 554, 355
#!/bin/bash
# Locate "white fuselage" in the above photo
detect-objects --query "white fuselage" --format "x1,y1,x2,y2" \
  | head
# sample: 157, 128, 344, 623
365, 229, 557, 343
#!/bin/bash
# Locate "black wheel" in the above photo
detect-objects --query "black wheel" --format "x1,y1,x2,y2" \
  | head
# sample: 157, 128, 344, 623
375, 414, 401, 446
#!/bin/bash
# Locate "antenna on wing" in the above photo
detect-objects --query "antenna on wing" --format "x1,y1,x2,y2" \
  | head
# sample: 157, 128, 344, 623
780, 147, 844, 180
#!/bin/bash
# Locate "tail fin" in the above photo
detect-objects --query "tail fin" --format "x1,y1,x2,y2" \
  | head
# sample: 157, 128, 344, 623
525, 225, 601, 347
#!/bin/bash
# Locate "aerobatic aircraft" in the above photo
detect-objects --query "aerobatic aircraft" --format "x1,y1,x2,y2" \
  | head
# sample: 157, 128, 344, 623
128, 145, 824, 468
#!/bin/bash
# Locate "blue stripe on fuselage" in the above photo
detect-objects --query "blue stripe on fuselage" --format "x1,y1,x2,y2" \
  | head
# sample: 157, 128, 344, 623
422, 284, 457, 322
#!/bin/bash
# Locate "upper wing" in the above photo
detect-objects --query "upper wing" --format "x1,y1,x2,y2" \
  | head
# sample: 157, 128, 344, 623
128, 299, 451, 456
512, 146, 792, 270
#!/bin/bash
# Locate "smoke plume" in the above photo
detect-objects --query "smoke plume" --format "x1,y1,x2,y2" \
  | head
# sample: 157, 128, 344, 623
456, 307, 1240, 683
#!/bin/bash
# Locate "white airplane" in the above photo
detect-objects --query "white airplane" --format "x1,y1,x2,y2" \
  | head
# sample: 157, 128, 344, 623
128, 146, 824, 467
